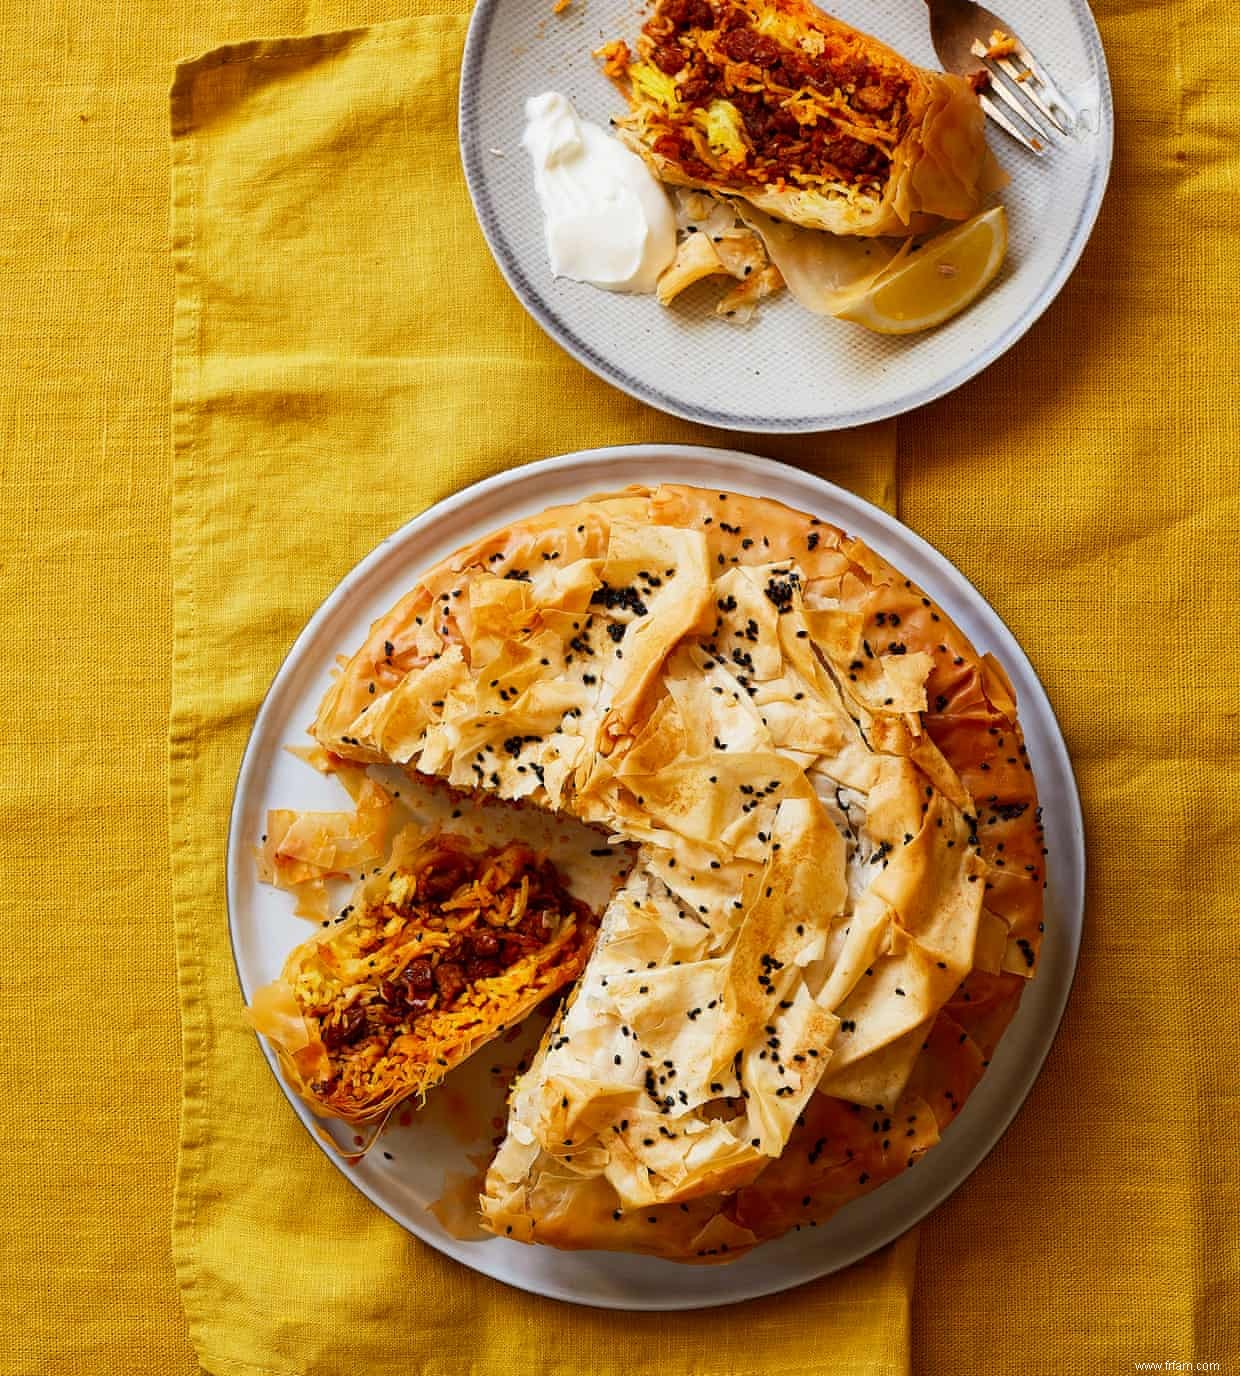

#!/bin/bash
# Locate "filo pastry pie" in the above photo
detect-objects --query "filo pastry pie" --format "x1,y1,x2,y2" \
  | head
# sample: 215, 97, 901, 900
306, 484, 1044, 1260
599, 0, 1005, 237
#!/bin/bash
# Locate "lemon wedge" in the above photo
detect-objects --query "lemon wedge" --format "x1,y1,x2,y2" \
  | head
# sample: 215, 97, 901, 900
837, 206, 1008, 335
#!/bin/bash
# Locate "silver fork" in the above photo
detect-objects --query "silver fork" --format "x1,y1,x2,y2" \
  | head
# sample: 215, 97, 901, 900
923, 0, 1077, 154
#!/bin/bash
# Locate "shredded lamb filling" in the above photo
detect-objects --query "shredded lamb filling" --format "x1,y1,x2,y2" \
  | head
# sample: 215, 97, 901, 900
621, 0, 912, 194
299, 835, 595, 1104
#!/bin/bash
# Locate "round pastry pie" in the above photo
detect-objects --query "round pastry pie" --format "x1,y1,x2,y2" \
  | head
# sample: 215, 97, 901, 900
254, 484, 1044, 1262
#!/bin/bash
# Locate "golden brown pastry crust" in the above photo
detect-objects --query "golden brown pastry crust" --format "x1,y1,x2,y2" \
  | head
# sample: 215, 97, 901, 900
309, 483, 1043, 1259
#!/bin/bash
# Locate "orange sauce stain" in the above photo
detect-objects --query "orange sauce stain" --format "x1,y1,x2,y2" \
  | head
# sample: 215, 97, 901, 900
433, 1085, 489, 1146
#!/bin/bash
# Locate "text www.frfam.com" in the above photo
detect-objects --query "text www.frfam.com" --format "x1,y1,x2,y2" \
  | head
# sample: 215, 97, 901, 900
1134, 1364, 1222, 1372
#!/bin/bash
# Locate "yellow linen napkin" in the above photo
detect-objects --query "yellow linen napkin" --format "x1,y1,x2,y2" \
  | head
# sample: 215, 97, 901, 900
170, 14, 913, 1376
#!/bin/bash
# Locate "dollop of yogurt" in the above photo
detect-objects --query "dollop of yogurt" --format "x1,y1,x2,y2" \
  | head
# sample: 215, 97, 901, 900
521, 91, 675, 294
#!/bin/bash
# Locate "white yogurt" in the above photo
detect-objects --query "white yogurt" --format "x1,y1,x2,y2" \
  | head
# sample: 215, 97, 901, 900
521, 91, 675, 294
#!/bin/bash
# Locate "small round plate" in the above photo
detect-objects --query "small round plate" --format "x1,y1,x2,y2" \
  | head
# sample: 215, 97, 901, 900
228, 445, 1085, 1309
458, 0, 1112, 432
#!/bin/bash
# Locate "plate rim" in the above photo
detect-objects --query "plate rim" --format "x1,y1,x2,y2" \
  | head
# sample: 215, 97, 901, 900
226, 444, 1086, 1309
456, 0, 1114, 433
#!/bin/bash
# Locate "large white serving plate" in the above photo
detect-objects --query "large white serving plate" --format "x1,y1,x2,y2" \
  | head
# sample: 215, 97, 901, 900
227, 445, 1085, 1309
459, 0, 1112, 431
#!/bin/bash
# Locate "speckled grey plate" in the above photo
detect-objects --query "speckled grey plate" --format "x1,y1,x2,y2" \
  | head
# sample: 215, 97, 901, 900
459, 0, 1111, 431
229, 446, 1085, 1309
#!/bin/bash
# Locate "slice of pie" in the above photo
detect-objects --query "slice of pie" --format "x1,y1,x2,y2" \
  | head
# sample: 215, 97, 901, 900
250, 830, 597, 1124
600, 0, 1004, 237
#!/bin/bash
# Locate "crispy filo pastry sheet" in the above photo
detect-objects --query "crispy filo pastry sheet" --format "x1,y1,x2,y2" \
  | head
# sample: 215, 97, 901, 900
602, 0, 1005, 238
312, 483, 1044, 1258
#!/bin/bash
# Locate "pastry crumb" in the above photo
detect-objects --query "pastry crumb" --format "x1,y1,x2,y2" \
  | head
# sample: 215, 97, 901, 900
986, 29, 1018, 59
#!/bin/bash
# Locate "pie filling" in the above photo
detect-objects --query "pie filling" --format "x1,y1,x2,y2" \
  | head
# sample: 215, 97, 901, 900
291, 832, 596, 1118
617, 0, 912, 195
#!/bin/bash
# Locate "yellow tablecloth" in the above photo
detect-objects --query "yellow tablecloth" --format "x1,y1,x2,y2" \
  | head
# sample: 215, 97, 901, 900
1, 0, 1237, 1372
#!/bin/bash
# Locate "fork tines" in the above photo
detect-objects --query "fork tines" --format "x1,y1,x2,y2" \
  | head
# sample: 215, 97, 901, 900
970, 37, 1076, 155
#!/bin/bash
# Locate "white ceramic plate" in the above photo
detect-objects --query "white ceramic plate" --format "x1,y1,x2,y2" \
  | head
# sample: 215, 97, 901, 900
458, 0, 1112, 432
228, 445, 1085, 1309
